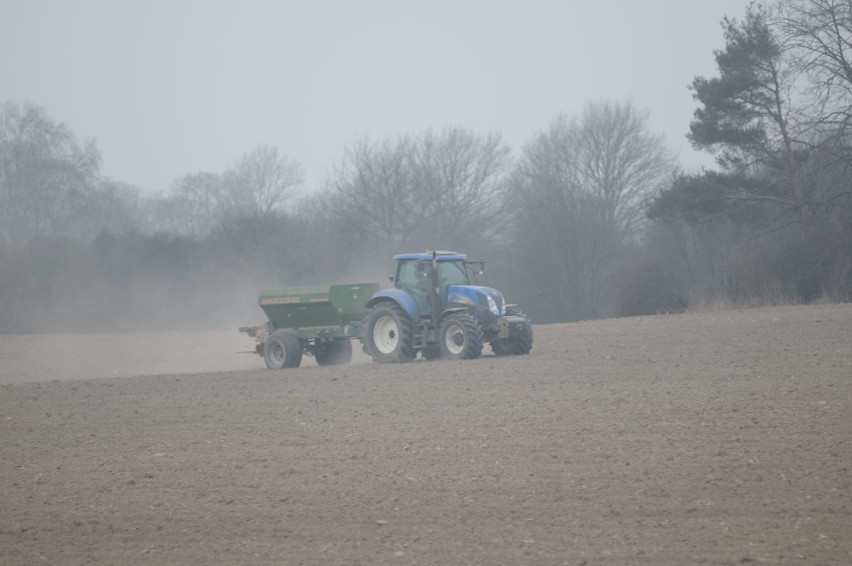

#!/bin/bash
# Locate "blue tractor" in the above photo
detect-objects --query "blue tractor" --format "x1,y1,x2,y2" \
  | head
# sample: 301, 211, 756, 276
362, 251, 533, 362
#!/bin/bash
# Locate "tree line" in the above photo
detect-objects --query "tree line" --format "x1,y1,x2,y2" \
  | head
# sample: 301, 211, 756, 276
1, 0, 850, 333
647, 0, 852, 312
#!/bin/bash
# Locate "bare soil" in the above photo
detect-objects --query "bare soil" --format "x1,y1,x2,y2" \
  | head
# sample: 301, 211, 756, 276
1, 304, 851, 565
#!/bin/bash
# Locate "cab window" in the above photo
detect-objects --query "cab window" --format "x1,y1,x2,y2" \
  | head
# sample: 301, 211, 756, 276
438, 261, 469, 287
396, 260, 420, 290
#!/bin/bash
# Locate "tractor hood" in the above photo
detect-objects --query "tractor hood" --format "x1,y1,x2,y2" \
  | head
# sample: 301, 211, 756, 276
447, 285, 506, 316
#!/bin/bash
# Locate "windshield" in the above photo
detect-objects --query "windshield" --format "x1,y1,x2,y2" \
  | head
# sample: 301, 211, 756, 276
438, 261, 469, 287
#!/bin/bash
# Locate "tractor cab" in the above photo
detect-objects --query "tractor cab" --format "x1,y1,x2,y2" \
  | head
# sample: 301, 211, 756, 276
395, 252, 461, 312
392, 251, 494, 317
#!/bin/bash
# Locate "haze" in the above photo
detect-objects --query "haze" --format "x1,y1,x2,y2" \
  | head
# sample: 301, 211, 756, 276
1, 0, 751, 193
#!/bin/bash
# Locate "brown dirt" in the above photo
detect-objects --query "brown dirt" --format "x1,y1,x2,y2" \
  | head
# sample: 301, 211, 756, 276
1, 304, 851, 565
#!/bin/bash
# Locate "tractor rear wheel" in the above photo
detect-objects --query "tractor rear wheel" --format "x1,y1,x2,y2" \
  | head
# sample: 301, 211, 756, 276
263, 329, 303, 369
365, 302, 415, 363
315, 338, 353, 366
439, 311, 483, 360
490, 310, 533, 356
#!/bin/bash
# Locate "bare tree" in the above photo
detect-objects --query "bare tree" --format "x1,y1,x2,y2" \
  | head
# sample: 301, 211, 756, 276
778, 0, 852, 131
507, 101, 674, 321
323, 135, 420, 255
151, 172, 229, 238
321, 128, 511, 258
0, 101, 100, 249
576, 101, 674, 236
225, 145, 304, 220
142, 145, 303, 238
777, 0, 852, 215
412, 127, 511, 248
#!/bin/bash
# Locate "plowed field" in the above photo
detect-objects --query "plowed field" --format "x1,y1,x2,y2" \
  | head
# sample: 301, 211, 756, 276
1, 304, 851, 565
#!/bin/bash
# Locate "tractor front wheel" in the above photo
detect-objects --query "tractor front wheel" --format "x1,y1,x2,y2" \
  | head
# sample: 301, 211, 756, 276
365, 303, 415, 363
439, 311, 483, 360
263, 329, 303, 369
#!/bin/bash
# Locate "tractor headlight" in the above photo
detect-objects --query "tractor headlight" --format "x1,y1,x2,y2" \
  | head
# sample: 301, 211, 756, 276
486, 295, 500, 316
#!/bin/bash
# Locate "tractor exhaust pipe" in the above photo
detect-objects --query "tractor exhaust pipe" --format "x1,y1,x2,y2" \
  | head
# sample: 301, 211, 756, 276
430, 250, 440, 329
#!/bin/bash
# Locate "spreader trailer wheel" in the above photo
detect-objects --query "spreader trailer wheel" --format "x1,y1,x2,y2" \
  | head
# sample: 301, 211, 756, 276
263, 329, 303, 369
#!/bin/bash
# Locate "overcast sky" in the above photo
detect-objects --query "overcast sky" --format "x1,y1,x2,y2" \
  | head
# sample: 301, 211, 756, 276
2, 0, 752, 195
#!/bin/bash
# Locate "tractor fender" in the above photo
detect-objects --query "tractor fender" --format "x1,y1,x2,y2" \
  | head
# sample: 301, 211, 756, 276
438, 306, 473, 324
366, 289, 419, 317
